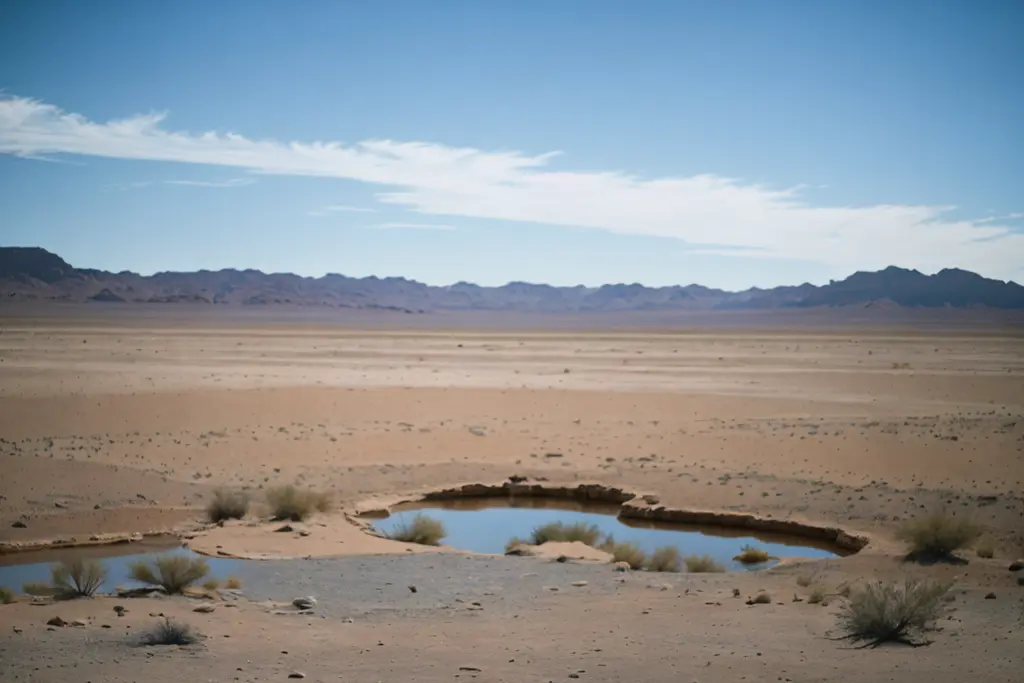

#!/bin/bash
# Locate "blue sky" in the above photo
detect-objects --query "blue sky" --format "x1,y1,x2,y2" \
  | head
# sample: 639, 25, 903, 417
1, 0, 1022, 290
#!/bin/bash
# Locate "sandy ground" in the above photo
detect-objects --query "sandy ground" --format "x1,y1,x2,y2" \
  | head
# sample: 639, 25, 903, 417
1, 315, 1023, 681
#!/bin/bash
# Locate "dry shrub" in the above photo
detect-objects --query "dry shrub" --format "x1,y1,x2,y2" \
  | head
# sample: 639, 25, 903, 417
608, 541, 647, 569
385, 514, 447, 545
51, 558, 108, 598
835, 579, 951, 648
139, 618, 199, 646
224, 576, 243, 590
265, 485, 333, 522
749, 592, 772, 605
206, 488, 250, 523
129, 555, 210, 594
530, 522, 603, 547
646, 546, 682, 572
808, 586, 826, 604
734, 544, 771, 564
974, 537, 995, 559
684, 554, 725, 573
0, 586, 14, 604
896, 510, 982, 560
22, 582, 57, 597
201, 578, 220, 591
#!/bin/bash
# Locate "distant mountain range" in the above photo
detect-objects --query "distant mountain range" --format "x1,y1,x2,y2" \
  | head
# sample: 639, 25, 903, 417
2, 246, 1023, 312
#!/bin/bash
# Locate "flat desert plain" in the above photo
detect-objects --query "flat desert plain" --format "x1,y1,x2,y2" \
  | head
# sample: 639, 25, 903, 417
1, 311, 1023, 682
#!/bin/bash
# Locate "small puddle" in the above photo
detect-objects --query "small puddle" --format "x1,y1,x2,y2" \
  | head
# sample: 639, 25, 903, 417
0, 538, 245, 595
370, 499, 847, 571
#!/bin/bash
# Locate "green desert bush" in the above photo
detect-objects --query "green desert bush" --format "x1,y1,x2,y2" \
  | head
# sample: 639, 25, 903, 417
836, 579, 951, 647
385, 514, 447, 546
138, 618, 199, 646
0, 586, 14, 604
645, 546, 682, 572
129, 555, 210, 594
734, 544, 771, 564
529, 522, 603, 547
896, 510, 982, 560
609, 541, 647, 569
265, 485, 332, 522
684, 554, 726, 573
206, 488, 250, 523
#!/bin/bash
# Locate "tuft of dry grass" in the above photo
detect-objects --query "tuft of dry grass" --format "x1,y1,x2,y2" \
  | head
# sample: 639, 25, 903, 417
808, 586, 826, 604
835, 579, 951, 648
530, 522, 604, 547
265, 485, 333, 522
22, 581, 57, 597
206, 488, 250, 523
50, 558, 108, 598
734, 544, 771, 564
138, 618, 199, 646
224, 576, 242, 590
749, 592, 772, 605
645, 546, 682, 572
608, 541, 647, 569
896, 509, 982, 560
684, 554, 726, 573
128, 555, 210, 594
385, 514, 447, 545
201, 578, 220, 591
0, 586, 14, 604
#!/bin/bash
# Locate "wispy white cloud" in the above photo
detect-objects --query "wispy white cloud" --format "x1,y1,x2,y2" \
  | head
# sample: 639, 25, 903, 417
1, 94, 1021, 280
164, 178, 255, 188
307, 204, 377, 216
369, 222, 456, 231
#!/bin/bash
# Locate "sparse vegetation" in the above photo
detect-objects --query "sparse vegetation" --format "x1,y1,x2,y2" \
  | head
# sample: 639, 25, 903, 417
684, 554, 726, 573
385, 514, 447, 546
834, 579, 951, 648
224, 575, 242, 590
0, 586, 14, 604
808, 586, 826, 604
611, 541, 647, 569
201, 578, 220, 591
896, 510, 982, 560
21, 559, 108, 599
138, 618, 199, 646
128, 555, 210, 594
504, 536, 530, 553
796, 569, 820, 587
645, 546, 682, 572
734, 544, 771, 564
206, 488, 250, 523
530, 522, 603, 547
749, 592, 772, 604
265, 485, 333, 522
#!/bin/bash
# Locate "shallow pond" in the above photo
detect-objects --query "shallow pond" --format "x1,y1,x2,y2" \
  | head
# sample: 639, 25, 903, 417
0, 538, 244, 595
370, 499, 845, 571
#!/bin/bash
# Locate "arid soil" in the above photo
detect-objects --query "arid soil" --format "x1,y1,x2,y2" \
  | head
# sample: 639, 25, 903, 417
1, 313, 1023, 682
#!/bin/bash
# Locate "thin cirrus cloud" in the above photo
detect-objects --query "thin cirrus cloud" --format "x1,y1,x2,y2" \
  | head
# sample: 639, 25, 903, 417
307, 204, 378, 216
1, 94, 1021, 280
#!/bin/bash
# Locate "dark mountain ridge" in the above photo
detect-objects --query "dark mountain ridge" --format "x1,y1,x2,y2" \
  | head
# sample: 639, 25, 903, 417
2, 246, 1022, 311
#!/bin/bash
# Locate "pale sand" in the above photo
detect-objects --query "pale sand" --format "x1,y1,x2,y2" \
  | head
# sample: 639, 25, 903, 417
1, 317, 1022, 681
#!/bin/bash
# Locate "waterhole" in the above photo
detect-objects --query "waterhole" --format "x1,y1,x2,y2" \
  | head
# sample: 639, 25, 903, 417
0, 538, 244, 595
370, 498, 848, 571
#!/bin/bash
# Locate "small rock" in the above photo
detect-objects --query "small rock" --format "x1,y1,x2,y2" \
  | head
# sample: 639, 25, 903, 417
193, 604, 216, 613
544, 452, 563, 458
458, 666, 482, 672
114, 605, 126, 616
555, 555, 569, 563
275, 524, 296, 533
287, 673, 306, 679
12, 626, 22, 634
1009, 560, 1024, 572
292, 596, 317, 610
408, 585, 417, 593
984, 592, 996, 599
612, 562, 631, 572
46, 616, 66, 627
11, 520, 26, 528
53, 501, 67, 509
571, 581, 589, 587
642, 494, 660, 505
69, 619, 87, 627
508, 475, 528, 484
136, 493, 147, 500
1017, 576, 1024, 586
